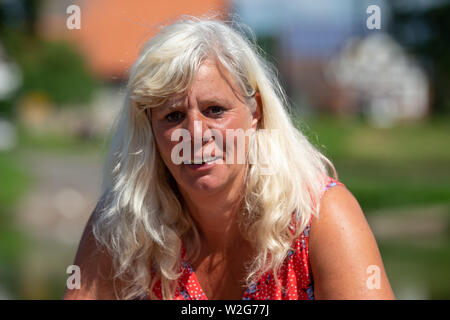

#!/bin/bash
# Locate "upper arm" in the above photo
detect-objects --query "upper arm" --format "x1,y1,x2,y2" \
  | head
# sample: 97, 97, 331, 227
63, 197, 120, 300
309, 185, 395, 300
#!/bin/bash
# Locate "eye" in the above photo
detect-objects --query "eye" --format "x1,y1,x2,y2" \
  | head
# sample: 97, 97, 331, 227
204, 106, 225, 117
165, 111, 185, 122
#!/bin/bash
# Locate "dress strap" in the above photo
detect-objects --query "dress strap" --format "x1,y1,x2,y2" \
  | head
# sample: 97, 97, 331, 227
320, 176, 344, 200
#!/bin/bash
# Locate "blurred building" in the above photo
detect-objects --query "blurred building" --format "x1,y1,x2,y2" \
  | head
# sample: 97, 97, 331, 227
0, 44, 20, 150
278, 19, 357, 114
327, 33, 429, 127
234, 0, 369, 113
233, 0, 430, 125
15, 0, 229, 138
32, 0, 430, 127
0, 44, 21, 101
38, 0, 229, 80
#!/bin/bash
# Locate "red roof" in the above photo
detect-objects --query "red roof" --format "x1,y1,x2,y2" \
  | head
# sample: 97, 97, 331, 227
40, 0, 229, 79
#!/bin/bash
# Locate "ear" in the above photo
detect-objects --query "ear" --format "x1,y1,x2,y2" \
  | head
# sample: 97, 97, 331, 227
251, 92, 262, 129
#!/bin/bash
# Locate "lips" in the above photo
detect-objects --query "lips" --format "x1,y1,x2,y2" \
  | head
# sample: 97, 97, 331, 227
185, 145, 223, 165
181, 141, 224, 169
184, 156, 221, 165
183, 153, 224, 172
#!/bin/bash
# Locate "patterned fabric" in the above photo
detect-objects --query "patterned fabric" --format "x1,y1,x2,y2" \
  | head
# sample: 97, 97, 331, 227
151, 176, 344, 300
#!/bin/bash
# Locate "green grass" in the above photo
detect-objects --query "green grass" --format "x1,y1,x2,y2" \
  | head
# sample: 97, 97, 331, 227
379, 238, 450, 299
0, 126, 106, 298
297, 116, 450, 211
0, 151, 30, 216
16, 125, 107, 155
0, 150, 31, 298
299, 116, 450, 162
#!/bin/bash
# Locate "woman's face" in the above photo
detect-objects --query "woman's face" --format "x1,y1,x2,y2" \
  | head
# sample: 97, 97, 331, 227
151, 59, 260, 195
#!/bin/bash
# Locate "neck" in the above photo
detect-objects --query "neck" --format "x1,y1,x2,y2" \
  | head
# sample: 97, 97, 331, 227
179, 175, 246, 253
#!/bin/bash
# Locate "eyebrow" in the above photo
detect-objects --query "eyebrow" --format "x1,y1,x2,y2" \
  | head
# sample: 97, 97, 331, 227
160, 96, 231, 111
197, 97, 230, 107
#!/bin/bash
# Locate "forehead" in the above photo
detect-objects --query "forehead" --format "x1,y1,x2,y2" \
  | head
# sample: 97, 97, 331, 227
191, 59, 240, 96
164, 59, 243, 108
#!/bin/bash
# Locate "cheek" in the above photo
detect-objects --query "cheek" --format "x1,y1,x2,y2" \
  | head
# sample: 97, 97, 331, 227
152, 125, 177, 164
215, 124, 253, 163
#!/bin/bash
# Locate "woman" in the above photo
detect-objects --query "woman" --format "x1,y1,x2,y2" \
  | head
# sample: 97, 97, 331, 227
64, 17, 395, 300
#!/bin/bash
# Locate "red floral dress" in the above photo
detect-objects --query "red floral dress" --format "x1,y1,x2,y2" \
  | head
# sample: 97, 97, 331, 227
151, 176, 344, 300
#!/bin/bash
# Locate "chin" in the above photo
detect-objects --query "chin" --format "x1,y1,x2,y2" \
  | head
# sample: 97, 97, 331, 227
184, 175, 226, 193
170, 164, 243, 196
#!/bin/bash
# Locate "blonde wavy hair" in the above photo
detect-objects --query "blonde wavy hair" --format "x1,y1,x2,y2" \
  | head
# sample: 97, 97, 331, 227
92, 16, 336, 300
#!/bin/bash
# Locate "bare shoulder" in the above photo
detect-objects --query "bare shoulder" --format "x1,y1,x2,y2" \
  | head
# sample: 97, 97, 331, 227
309, 184, 395, 299
63, 194, 121, 300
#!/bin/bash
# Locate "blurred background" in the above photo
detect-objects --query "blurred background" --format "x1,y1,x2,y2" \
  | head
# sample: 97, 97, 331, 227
0, 0, 449, 299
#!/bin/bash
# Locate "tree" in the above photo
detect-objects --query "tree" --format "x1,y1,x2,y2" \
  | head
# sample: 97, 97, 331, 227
389, 0, 450, 114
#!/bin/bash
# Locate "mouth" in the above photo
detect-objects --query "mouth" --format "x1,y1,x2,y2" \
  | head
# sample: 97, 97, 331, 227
184, 156, 222, 170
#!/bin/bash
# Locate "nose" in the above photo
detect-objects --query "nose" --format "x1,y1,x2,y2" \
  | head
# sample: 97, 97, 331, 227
184, 109, 211, 139
184, 110, 211, 161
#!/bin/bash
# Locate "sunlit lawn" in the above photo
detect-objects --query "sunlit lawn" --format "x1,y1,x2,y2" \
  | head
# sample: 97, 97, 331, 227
0, 150, 30, 298
0, 126, 100, 299
296, 115, 450, 211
